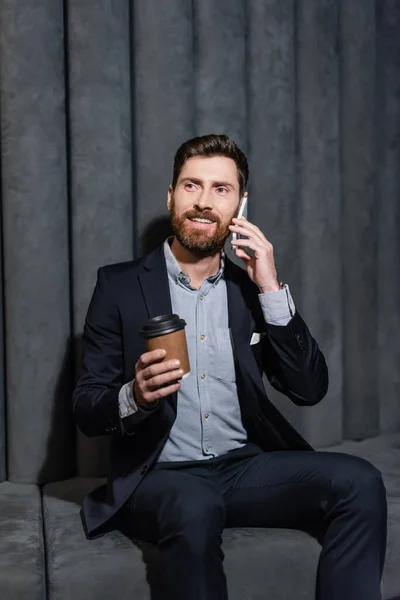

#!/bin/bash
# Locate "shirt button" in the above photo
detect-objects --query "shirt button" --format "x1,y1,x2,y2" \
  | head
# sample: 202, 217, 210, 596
127, 406, 132, 413
200, 334, 205, 341
204, 413, 209, 419
201, 373, 206, 380
200, 295, 204, 301
205, 447, 209, 453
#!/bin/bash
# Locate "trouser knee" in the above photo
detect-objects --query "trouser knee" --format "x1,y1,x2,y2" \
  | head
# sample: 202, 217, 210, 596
162, 498, 225, 556
334, 456, 387, 520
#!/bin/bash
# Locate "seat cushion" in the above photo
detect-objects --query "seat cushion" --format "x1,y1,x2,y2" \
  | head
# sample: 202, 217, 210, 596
43, 477, 156, 600
43, 477, 321, 600
0, 482, 46, 600
43, 433, 400, 600
321, 432, 400, 599
322, 432, 400, 498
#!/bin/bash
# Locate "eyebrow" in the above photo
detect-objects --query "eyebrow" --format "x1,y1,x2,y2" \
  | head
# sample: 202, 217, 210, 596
180, 177, 235, 190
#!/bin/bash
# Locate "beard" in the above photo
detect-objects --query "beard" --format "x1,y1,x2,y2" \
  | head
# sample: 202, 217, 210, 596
170, 196, 238, 256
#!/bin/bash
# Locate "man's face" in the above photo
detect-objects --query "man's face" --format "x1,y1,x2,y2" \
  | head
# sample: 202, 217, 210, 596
167, 155, 244, 255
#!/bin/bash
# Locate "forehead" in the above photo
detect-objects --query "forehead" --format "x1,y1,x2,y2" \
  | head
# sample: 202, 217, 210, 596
178, 156, 239, 187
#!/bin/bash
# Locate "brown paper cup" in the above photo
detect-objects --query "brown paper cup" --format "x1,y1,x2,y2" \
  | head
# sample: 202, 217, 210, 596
146, 328, 190, 378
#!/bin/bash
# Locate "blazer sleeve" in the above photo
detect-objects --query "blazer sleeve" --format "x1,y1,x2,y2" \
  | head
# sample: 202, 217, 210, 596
72, 267, 156, 437
261, 311, 329, 406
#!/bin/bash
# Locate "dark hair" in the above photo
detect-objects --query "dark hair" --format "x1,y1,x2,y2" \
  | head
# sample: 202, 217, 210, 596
172, 134, 249, 197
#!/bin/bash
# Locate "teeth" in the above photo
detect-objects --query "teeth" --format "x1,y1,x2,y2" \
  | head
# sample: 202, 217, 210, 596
191, 218, 213, 223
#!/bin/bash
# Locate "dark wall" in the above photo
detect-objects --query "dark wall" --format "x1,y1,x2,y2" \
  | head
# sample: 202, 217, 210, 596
0, 0, 399, 484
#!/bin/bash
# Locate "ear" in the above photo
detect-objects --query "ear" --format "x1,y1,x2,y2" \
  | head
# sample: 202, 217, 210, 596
167, 185, 173, 212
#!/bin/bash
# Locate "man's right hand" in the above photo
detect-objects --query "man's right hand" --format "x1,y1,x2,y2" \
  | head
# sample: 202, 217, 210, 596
133, 349, 183, 409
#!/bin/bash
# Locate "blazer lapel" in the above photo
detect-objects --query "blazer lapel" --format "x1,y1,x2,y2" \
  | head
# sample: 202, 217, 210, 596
225, 257, 268, 414
138, 243, 173, 320
225, 257, 252, 349
137, 244, 177, 414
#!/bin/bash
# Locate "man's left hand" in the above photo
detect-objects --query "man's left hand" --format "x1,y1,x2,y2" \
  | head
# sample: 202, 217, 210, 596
229, 217, 280, 293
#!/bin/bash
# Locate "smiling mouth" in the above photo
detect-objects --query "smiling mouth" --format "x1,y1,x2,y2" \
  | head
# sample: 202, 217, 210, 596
188, 217, 216, 225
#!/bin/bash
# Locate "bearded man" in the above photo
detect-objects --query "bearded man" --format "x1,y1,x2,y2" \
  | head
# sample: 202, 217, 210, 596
73, 134, 387, 600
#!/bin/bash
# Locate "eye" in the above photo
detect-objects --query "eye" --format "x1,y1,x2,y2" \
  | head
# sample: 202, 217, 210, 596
216, 187, 229, 194
184, 183, 196, 190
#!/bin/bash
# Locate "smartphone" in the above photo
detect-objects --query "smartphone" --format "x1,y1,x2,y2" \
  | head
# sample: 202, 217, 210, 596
231, 195, 248, 252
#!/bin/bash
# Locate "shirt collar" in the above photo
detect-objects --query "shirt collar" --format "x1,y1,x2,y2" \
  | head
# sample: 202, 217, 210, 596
163, 237, 225, 287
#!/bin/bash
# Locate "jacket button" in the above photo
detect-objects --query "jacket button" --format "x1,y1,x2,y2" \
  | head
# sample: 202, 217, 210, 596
141, 465, 148, 475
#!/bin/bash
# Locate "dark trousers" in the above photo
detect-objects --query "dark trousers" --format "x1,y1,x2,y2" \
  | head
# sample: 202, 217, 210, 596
115, 443, 387, 600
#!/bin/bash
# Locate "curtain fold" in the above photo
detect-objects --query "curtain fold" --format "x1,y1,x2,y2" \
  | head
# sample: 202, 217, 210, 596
0, 0, 74, 483
67, 0, 133, 477
341, 0, 379, 440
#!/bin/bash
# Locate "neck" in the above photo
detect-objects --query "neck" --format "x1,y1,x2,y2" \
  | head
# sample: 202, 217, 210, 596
170, 237, 222, 285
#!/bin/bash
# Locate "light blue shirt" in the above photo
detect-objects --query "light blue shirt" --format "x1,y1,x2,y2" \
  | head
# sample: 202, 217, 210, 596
118, 238, 295, 462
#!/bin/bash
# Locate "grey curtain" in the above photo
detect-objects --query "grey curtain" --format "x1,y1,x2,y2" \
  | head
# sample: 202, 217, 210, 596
0, 0, 399, 485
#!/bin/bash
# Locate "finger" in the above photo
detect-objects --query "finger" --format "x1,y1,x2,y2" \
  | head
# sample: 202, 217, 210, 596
230, 219, 270, 246
148, 368, 185, 389
145, 381, 182, 402
142, 358, 182, 381
230, 225, 267, 247
231, 237, 263, 253
137, 348, 166, 369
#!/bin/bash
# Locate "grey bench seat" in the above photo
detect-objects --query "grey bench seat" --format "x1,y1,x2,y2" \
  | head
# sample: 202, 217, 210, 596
0, 482, 46, 600
41, 433, 400, 600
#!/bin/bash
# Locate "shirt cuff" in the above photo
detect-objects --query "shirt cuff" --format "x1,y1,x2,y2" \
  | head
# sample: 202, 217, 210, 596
118, 380, 139, 419
258, 284, 295, 326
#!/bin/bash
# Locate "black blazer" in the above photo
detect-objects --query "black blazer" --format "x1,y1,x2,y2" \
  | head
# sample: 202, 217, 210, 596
73, 243, 329, 539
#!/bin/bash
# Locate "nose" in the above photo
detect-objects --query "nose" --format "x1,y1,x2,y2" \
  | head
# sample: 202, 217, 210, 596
195, 189, 213, 211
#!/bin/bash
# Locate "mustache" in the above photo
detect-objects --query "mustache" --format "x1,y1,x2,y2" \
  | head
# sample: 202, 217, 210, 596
185, 211, 219, 223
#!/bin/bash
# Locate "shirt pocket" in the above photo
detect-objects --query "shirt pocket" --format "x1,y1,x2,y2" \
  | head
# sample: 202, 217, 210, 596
209, 327, 236, 383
